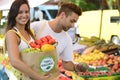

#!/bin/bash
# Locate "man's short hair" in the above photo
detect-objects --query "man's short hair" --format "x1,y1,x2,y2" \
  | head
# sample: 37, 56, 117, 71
57, 2, 82, 16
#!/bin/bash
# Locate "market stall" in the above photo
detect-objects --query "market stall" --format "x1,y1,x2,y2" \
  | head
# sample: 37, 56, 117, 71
71, 36, 120, 80
0, 36, 120, 80
73, 49, 120, 80
58, 36, 120, 80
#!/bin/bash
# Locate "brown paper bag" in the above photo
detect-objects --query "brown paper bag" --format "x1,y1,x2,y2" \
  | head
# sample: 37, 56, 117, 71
20, 50, 60, 80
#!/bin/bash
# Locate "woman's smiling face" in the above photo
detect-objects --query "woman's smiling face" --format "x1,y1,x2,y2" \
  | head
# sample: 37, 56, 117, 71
16, 4, 30, 26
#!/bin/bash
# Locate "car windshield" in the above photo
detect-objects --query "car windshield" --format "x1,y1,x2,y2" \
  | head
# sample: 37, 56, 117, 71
48, 10, 58, 19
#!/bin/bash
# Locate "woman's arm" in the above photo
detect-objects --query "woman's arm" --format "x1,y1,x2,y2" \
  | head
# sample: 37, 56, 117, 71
5, 31, 49, 80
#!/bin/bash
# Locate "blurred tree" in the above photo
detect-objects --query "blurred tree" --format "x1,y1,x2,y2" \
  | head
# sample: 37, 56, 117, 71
58, 0, 72, 7
0, 10, 2, 20
116, 0, 120, 15
58, 0, 98, 11
79, 0, 98, 11
107, 0, 118, 9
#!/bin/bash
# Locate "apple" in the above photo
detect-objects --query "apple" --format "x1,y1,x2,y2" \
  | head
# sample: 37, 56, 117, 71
109, 54, 114, 59
65, 71, 72, 77
58, 59, 62, 67
112, 64, 118, 71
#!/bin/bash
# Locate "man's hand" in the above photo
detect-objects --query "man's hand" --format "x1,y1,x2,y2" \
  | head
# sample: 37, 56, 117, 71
75, 62, 89, 72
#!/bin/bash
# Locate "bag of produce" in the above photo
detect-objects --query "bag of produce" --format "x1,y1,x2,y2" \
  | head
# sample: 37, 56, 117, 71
20, 35, 60, 80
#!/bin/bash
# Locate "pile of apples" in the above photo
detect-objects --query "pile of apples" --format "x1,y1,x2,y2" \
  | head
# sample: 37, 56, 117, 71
58, 59, 72, 80
74, 49, 120, 73
29, 35, 56, 49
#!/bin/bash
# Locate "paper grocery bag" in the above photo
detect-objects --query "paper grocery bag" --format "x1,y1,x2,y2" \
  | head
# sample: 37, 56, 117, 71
20, 50, 60, 80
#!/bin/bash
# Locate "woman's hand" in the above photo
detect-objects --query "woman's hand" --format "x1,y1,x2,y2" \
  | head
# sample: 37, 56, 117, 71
40, 75, 50, 80
31, 74, 50, 80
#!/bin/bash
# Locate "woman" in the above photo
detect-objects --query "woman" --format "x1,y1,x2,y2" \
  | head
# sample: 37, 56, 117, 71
5, 0, 49, 80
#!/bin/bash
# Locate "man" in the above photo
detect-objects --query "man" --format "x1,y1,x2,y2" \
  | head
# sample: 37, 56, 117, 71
31, 3, 87, 72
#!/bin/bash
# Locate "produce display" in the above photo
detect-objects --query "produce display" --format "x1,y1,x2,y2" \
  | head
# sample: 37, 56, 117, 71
0, 54, 18, 80
58, 59, 73, 80
0, 35, 120, 80
79, 36, 104, 46
0, 34, 5, 53
73, 43, 120, 80
72, 36, 120, 80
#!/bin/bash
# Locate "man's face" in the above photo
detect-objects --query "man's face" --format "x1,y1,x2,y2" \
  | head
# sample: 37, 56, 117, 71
61, 12, 79, 31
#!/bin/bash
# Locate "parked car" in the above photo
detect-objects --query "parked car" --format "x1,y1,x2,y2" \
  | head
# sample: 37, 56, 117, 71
77, 9, 120, 44
30, 5, 58, 21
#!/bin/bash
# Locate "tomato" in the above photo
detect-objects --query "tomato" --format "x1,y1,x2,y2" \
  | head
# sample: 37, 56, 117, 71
34, 45, 41, 49
48, 39, 56, 44
41, 41, 49, 47
36, 39, 42, 45
40, 37, 48, 42
45, 35, 52, 40
29, 41, 37, 48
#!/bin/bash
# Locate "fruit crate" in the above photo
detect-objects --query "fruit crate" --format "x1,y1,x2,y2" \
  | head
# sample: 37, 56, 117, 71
72, 72, 120, 80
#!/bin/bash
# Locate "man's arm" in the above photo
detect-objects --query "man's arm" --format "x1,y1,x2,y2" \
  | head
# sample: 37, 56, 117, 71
62, 60, 88, 72
62, 60, 75, 71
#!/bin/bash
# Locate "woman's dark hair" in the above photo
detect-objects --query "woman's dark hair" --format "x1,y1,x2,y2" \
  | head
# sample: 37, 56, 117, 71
6, 0, 34, 38
57, 2, 82, 17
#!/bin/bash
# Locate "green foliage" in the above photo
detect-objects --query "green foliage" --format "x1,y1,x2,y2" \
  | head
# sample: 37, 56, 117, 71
0, 22, 7, 28
79, 0, 98, 11
69, 0, 98, 11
